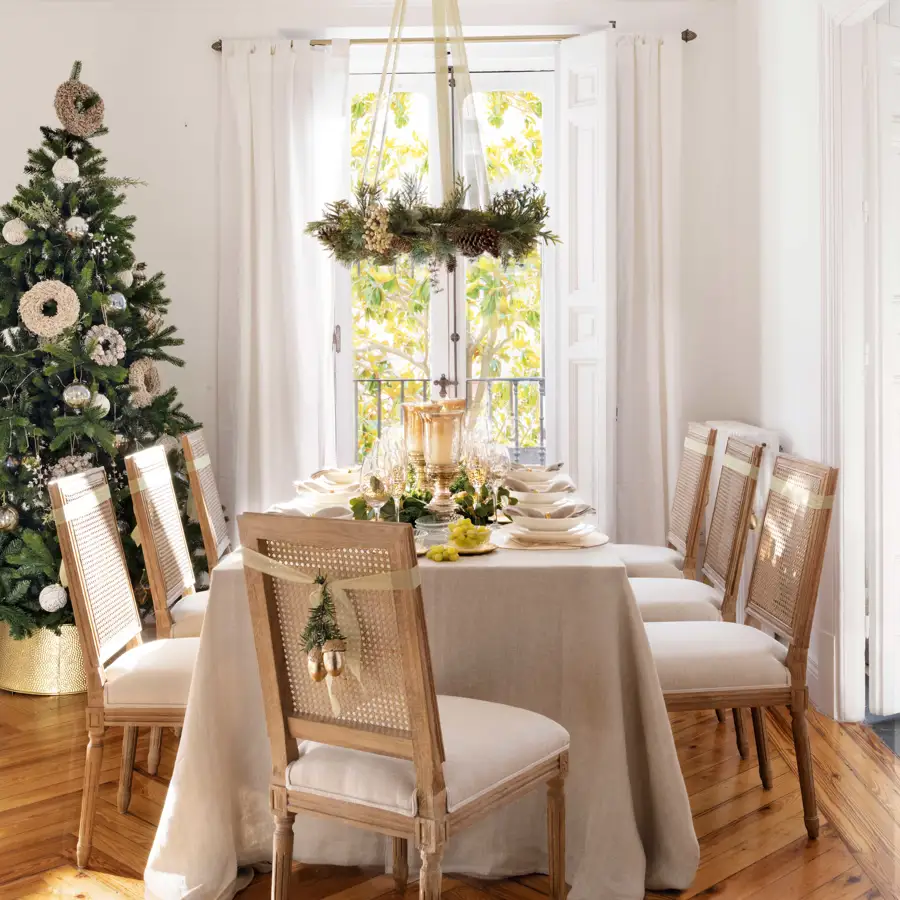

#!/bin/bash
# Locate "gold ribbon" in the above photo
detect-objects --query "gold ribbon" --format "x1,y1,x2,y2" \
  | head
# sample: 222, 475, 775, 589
185, 454, 210, 473
770, 476, 834, 510
241, 548, 421, 714
721, 455, 760, 479
52, 485, 111, 524
684, 437, 714, 457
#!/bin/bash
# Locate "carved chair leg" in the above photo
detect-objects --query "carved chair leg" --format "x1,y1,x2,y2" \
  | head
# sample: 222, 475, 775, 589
392, 837, 409, 892
683, 558, 697, 580
751, 708, 773, 789
791, 703, 819, 840
732, 708, 749, 759
715, 709, 726, 724
117, 725, 138, 813
418, 844, 445, 900
148, 727, 163, 776
547, 775, 567, 900
76, 723, 105, 868
271, 811, 296, 900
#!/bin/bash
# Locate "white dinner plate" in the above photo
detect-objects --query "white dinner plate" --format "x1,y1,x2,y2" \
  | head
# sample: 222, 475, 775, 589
508, 523, 596, 543
511, 515, 588, 533
510, 490, 578, 505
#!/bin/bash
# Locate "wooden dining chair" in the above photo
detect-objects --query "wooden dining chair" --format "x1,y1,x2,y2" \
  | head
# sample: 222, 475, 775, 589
126, 445, 207, 775
49, 467, 198, 867
126, 445, 207, 640
238, 514, 571, 900
182, 428, 231, 569
645, 454, 838, 839
615, 422, 717, 579
632, 437, 763, 624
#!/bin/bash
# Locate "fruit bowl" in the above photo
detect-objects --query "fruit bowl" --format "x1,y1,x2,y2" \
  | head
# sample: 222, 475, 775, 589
448, 519, 492, 550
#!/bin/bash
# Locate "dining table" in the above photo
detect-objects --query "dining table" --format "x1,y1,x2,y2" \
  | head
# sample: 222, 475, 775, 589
143, 528, 700, 900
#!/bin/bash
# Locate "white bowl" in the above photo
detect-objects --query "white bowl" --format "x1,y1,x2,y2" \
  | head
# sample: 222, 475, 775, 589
510, 490, 576, 505
512, 515, 588, 533
319, 467, 360, 485
512, 469, 558, 484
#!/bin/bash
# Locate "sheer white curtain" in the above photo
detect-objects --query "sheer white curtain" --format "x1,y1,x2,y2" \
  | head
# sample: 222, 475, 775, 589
615, 35, 683, 545
217, 40, 349, 517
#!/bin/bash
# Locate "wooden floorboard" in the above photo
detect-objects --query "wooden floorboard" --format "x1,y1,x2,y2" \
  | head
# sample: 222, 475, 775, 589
0, 692, 896, 899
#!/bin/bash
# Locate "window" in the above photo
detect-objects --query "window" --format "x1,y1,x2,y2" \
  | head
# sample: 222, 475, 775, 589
337, 69, 554, 462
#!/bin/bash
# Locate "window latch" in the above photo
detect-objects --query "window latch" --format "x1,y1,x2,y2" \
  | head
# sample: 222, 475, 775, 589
433, 373, 457, 398
332, 325, 342, 354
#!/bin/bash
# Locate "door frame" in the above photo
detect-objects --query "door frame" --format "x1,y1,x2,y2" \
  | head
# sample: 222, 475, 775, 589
818, 0, 888, 720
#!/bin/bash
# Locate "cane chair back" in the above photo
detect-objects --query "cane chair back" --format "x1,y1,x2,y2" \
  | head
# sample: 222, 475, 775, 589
667, 424, 717, 563
182, 429, 230, 568
238, 514, 445, 796
126, 447, 196, 636
701, 437, 763, 618
746, 455, 838, 653
48, 468, 143, 695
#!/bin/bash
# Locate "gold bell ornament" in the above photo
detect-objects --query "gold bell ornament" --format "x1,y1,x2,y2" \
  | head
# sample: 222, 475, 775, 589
322, 639, 346, 677
307, 647, 327, 682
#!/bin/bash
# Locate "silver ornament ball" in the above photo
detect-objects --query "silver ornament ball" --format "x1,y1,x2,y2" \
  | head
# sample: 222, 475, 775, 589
65, 216, 89, 239
39, 583, 68, 613
90, 392, 111, 417
52, 157, 80, 184
116, 269, 134, 288
63, 382, 91, 409
2, 218, 28, 246
108, 292, 127, 311
0, 504, 19, 532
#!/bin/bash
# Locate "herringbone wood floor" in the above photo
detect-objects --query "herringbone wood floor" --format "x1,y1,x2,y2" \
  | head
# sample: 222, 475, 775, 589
0, 690, 897, 899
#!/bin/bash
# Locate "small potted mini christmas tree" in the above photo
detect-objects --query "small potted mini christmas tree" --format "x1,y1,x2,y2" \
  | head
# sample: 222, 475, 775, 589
0, 63, 205, 693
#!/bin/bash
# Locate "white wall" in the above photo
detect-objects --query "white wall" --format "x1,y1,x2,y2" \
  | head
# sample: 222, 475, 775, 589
0, 0, 740, 458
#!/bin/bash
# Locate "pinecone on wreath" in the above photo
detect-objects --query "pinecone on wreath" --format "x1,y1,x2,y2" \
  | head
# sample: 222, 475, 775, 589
392, 234, 413, 255
457, 226, 501, 259
364, 205, 393, 255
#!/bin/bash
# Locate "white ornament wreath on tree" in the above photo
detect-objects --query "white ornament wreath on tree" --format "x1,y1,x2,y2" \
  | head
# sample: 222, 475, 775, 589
18, 281, 80, 338
129, 357, 162, 408
2, 218, 28, 246
84, 323, 125, 366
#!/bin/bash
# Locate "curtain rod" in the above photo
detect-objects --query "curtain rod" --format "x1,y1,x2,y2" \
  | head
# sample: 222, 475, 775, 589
210, 29, 698, 52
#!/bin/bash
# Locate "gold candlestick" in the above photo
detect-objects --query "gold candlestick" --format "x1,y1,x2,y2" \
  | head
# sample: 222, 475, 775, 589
409, 449, 426, 492
403, 401, 441, 492
426, 463, 459, 520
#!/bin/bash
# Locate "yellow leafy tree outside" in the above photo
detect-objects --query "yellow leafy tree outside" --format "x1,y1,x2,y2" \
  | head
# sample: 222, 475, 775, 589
351, 90, 544, 457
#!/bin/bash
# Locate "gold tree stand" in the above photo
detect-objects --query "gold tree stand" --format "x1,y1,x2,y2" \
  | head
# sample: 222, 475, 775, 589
0, 621, 86, 695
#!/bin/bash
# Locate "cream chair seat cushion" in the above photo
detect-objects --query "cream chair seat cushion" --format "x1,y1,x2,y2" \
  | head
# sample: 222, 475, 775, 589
632, 578, 722, 622
170, 590, 209, 638
646, 622, 790, 693
285, 695, 570, 816
104, 637, 199, 707
613, 544, 684, 578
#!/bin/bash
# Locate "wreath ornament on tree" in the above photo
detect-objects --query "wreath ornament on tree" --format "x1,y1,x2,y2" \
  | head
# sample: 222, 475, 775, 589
306, 0, 558, 270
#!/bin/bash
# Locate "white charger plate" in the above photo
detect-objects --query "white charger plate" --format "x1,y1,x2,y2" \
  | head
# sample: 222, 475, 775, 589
508, 523, 596, 543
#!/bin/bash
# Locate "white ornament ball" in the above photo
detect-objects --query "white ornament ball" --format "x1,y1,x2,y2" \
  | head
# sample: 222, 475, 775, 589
116, 269, 134, 289
52, 157, 80, 184
65, 216, 88, 239
108, 292, 127, 311
155, 434, 180, 455
63, 382, 91, 409
90, 392, 111, 417
39, 583, 68, 613
2, 218, 28, 246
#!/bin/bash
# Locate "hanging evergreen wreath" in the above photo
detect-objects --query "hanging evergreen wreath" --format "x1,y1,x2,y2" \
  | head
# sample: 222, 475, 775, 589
306, 176, 558, 270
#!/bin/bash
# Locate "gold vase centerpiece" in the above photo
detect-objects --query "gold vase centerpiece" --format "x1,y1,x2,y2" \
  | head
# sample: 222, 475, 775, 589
422, 408, 466, 521
402, 401, 441, 491
0, 621, 86, 695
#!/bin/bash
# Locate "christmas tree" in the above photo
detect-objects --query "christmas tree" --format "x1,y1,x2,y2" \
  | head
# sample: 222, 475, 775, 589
0, 63, 204, 638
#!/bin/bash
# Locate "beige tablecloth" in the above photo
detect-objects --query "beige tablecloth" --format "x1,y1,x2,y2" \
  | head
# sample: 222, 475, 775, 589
145, 544, 698, 900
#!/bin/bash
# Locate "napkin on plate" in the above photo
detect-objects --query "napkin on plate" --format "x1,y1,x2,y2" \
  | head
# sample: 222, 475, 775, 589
504, 475, 576, 493
511, 461, 564, 472
271, 501, 352, 519
506, 502, 592, 519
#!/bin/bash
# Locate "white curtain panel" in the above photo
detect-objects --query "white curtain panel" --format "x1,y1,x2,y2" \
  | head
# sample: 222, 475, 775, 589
615, 35, 684, 545
217, 40, 349, 517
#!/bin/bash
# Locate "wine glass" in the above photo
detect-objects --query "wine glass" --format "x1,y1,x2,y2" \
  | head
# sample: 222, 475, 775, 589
386, 441, 408, 523
462, 435, 490, 503
359, 446, 393, 520
486, 443, 511, 526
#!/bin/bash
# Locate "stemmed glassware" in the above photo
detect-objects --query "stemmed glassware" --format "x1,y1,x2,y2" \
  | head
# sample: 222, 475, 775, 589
359, 441, 394, 520
486, 443, 511, 526
462, 435, 491, 505
386, 440, 409, 523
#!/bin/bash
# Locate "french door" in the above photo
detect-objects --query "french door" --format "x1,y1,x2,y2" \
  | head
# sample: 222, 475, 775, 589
333, 70, 555, 464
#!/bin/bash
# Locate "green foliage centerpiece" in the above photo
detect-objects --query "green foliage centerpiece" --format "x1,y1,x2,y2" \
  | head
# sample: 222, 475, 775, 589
306, 175, 557, 271
0, 63, 204, 641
